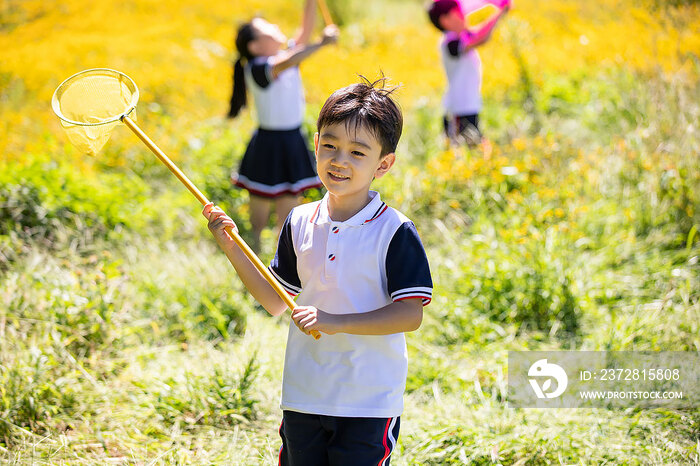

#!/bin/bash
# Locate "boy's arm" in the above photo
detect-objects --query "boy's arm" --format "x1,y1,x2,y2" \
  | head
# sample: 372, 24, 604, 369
270, 25, 338, 79
203, 203, 288, 316
292, 299, 423, 336
294, 0, 316, 46
293, 221, 431, 336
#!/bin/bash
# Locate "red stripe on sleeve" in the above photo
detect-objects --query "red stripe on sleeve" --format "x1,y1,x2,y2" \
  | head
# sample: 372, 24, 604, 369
394, 295, 432, 306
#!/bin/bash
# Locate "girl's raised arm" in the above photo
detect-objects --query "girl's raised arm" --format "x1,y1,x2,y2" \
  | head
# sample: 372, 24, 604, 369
270, 24, 338, 79
461, 3, 509, 51
294, 0, 317, 46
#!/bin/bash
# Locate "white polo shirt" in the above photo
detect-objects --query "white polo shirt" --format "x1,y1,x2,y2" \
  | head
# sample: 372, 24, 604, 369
245, 54, 304, 130
269, 191, 433, 417
440, 31, 482, 116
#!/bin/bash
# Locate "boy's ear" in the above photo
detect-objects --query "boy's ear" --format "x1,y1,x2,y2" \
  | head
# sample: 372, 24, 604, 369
313, 132, 319, 155
374, 152, 396, 180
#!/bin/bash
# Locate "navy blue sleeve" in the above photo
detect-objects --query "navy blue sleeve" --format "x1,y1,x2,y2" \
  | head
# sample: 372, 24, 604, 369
446, 38, 461, 57
269, 214, 301, 295
385, 222, 433, 306
249, 61, 272, 88
446, 31, 475, 57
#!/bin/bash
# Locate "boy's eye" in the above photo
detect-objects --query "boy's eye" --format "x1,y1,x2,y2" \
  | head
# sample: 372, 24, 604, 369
323, 143, 336, 150
352, 151, 366, 157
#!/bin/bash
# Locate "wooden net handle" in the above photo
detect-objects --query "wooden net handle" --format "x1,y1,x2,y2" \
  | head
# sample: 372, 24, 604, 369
121, 116, 321, 340
317, 0, 334, 26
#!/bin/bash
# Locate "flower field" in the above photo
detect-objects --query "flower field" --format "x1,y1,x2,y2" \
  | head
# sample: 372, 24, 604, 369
1, 0, 699, 463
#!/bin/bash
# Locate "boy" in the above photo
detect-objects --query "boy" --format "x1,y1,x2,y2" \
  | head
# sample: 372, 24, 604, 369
203, 77, 432, 465
428, 0, 509, 146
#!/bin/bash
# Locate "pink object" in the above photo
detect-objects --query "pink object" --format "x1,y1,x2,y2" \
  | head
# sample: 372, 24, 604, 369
457, 0, 510, 13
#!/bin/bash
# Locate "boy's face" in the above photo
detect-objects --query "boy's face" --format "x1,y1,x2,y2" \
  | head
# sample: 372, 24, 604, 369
314, 123, 395, 202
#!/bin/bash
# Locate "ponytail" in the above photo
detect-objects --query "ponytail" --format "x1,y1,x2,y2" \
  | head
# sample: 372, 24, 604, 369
228, 57, 247, 118
228, 22, 256, 119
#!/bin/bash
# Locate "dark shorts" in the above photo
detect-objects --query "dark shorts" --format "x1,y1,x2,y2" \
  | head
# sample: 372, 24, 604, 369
443, 114, 481, 146
232, 127, 322, 199
278, 410, 400, 466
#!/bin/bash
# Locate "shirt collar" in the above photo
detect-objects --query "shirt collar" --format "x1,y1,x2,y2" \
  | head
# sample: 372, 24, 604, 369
313, 191, 387, 227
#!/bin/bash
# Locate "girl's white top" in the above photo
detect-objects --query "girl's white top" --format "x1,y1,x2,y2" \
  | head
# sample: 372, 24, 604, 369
440, 31, 483, 115
245, 53, 305, 130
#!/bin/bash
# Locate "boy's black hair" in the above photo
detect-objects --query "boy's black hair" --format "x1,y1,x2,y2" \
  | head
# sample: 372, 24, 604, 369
317, 76, 403, 156
428, 0, 460, 31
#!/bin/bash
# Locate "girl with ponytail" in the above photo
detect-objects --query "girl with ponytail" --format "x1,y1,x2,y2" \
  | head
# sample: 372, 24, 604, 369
228, 0, 339, 251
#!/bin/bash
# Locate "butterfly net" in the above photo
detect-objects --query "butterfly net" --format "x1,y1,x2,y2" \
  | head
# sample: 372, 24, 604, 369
51, 68, 138, 155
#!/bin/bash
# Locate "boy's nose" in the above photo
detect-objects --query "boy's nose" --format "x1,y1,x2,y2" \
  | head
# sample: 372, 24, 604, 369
330, 152, 350, 167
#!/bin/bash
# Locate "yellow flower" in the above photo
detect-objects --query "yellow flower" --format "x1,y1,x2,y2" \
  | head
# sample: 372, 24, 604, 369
512, 138, 527, 151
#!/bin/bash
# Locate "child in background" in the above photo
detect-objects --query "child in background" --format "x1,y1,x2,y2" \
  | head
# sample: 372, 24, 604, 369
428, 0, 509, 147
228, 0, 339, 251
204, 77, 433, 465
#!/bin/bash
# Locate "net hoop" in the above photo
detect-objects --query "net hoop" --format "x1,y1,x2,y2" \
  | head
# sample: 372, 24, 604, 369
51, 68, 139, 126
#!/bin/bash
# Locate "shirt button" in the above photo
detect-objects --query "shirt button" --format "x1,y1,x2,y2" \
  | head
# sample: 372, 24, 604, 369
328, 254, 336, 261
332, 226, 340, 234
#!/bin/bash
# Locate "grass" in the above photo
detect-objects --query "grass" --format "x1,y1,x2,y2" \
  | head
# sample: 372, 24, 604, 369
1, 0, 699, 463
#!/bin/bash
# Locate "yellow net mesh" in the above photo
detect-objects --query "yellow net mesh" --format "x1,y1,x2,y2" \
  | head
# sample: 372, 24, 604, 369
52, 69, 138, 155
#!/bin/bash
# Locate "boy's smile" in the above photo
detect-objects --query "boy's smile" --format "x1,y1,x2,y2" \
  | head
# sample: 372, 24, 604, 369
314, 123, 395, 221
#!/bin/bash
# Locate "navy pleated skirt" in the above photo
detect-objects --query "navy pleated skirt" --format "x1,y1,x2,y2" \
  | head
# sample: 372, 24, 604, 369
232, 127, 322, 198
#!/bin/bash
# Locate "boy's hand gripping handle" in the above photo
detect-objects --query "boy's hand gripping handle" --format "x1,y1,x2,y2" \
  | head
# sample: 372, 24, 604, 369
121, 116, 321, 340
